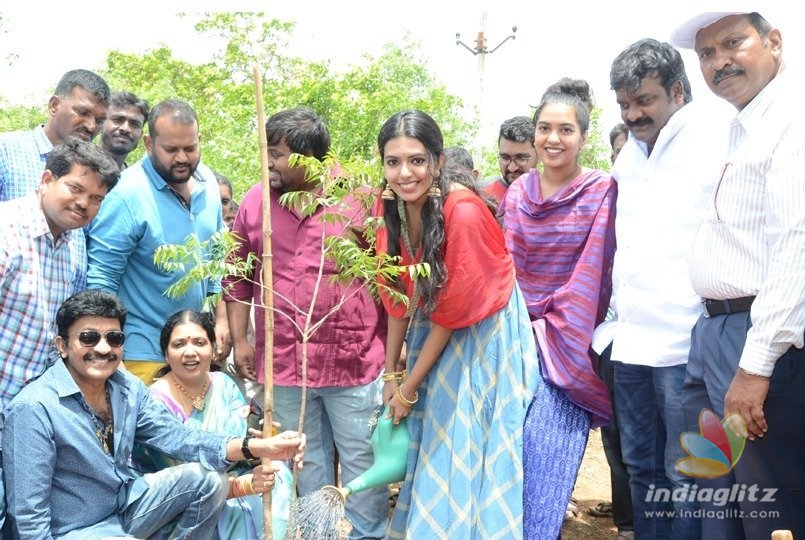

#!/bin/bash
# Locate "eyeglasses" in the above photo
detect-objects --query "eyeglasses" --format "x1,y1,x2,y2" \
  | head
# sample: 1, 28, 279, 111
499, 154, 533, 167
74, 330, 126, 348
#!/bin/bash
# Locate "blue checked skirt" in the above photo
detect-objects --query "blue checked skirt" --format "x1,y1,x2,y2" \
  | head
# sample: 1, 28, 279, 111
387, 285, 539, 539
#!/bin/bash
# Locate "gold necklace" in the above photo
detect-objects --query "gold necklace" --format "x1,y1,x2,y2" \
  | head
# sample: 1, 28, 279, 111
91, 387, 114, 454
172, 373, 210, 411
396, 197, 422, 318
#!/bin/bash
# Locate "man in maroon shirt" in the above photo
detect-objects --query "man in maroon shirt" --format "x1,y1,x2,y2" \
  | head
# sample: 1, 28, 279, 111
224, 107, 388, 538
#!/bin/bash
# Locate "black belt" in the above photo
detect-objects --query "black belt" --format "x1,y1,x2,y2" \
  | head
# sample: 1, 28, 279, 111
701, 296, 756, 318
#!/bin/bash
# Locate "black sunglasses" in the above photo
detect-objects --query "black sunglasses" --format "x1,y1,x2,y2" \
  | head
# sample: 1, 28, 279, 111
74, 330, 126, 348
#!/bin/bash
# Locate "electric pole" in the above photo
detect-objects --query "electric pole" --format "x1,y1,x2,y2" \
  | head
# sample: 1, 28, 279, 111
456, 12, 517, 159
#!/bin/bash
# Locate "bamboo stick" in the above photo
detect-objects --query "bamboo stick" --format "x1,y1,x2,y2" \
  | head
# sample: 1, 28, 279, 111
253, 64, 276, 539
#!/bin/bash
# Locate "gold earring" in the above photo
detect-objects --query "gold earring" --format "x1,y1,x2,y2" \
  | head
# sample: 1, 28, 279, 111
381, 186, 396, 200
428, 179, 441, 199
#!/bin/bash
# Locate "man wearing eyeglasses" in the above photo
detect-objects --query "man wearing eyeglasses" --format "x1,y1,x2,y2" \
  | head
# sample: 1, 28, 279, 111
0, 138, 119, 529
2, 290, 305, 538
483, 116, 537, 204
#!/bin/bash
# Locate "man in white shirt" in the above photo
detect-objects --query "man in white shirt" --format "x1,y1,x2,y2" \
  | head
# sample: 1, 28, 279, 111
672, 11, 804, 539
601, 38, 728, 538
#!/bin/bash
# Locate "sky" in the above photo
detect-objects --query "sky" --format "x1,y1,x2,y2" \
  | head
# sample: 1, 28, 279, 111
0, 1, 799, 153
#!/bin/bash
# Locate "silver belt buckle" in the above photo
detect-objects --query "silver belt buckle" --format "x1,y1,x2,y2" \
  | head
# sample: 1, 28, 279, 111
701, 299, 711, 318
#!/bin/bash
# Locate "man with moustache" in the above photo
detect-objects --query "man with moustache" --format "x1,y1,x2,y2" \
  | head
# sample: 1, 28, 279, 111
672, 11, 805, 538
595, 38, 730, 538
0, 69, 110, 201
0, 137, 119, 528
2, 290, 305, 539
483, 116, 538, 204
87, 99, 228, 385
99, 91, 149, 171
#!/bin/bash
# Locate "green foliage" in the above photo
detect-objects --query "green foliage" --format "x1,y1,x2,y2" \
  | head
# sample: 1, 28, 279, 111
294, 40, 474, 162
476, 145, 501, 181
101, 46, 258, 176
0, 104, 43, 132
153, 230, 256, 311
91, 13, 474, 200
579, 108, 611, 171
153, 154, 424, 330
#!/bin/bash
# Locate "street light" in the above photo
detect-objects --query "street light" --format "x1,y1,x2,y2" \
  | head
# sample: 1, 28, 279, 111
455, 22, 518, 160
455, 26, 517, 56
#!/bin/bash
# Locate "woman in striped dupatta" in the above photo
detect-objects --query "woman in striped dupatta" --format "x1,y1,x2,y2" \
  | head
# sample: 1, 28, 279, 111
500, 78, 617, 539
133, 309, 292, 539
376, 110, 540, 539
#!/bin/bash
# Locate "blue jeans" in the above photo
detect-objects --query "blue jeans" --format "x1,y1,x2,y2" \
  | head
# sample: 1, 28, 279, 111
274, 377, 388, 540
0, 453, 6, 538
598, 345, 633, 532
57, 463, 228, 539
615, 362, 700, 539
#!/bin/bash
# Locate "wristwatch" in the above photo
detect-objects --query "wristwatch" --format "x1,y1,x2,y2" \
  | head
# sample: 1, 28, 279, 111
241, 434, 256, 460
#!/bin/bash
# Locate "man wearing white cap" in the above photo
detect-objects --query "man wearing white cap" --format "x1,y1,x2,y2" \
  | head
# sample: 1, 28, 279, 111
671, 12, 804, 539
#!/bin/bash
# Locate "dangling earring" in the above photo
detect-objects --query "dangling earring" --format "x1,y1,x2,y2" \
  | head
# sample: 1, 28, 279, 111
381, 179, 396, 200
428, 170, 441, 199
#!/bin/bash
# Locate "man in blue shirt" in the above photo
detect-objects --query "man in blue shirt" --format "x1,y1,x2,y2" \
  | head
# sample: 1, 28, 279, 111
2, 290, 304, 539
0, 69, 110, 201
87, 99, 229, 384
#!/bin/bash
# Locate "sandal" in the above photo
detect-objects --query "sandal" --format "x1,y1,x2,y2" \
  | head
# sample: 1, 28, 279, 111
588, 501, 614, 518
563, 497, 579, 522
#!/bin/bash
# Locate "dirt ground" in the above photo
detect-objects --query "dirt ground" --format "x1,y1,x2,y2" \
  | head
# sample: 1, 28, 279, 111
562, 429, 619, 539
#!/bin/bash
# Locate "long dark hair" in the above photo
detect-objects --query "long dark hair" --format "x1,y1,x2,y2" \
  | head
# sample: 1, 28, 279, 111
378, 109, 494, 314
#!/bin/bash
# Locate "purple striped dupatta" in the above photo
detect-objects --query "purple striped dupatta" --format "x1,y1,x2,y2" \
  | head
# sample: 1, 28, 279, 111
501, 168, 616, 427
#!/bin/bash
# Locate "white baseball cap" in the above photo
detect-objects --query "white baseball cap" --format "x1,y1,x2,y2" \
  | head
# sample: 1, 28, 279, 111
670, 12, 748, 49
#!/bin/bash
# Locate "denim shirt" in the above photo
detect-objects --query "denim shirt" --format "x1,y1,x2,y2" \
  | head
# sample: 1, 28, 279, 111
2, 361, 231, 538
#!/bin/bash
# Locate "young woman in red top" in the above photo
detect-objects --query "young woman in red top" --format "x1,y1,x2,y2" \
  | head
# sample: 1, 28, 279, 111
376, 109, 539, 539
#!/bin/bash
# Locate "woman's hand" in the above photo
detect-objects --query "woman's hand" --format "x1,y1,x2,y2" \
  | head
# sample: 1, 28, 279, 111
250, 462, 279, 493
386, 384, 416, 425
382, 380, 399, 405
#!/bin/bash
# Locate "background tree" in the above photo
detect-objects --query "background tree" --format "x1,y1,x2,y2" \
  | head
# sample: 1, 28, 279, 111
0, 11, 610, 191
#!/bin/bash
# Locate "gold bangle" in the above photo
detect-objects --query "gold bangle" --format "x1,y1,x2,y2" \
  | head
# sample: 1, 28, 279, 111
381, 369, 407, 382
243, 475, 256, 495
395, 386, 418, 408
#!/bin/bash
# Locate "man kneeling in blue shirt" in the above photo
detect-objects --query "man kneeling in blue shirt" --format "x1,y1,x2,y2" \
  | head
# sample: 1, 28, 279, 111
2, 290, 304, 539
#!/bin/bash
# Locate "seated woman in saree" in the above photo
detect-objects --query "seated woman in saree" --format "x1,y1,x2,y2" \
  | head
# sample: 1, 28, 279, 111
135, 309, 292, 539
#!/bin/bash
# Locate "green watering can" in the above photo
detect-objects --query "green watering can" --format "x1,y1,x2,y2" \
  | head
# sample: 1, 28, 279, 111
322, 405, 410, 502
